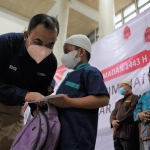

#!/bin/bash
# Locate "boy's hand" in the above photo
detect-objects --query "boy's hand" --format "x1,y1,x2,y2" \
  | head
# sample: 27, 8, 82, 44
48, 95, 72, 108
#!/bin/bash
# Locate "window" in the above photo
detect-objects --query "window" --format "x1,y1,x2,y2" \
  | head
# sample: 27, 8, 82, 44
124, 12, 136, 22
139, 3, 150, 13
122, 2, 137, 23
115, 13, 122, 29
115, 22, 122, 29
124, 3, 136, 17
138, 0, 149, 7
138, 0, 150, 13
115, 13, 121, 23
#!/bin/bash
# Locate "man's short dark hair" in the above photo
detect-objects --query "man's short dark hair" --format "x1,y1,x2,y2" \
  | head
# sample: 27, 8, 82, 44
28, 14, 59, 35
75, 46, 91, 61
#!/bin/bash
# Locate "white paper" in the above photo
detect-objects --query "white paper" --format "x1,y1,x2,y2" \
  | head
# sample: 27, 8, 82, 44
28, 94, 66, 103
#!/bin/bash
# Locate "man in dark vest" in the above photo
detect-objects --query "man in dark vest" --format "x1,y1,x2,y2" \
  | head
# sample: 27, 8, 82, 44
0, 14, 59, 149
110, 79, 140, 150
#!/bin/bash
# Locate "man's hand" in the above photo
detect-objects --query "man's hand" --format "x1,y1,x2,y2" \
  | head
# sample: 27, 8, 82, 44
138, 111, 150, 123
25, 92, 44, 102
32, 102, 46, 116
112, 120, 120, 131
48, 95, 72, 108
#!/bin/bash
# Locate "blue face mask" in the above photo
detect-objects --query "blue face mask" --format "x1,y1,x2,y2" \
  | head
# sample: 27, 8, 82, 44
119, 87, 126, 95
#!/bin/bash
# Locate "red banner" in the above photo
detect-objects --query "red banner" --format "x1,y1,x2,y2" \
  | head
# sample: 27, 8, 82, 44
54, 65, 67, 86
101, 50, 150, 82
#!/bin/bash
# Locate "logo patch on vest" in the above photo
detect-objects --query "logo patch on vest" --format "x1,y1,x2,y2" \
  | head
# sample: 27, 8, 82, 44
9, 65, 17, 71
125, 100, 131, 103
37, 72, 46, 77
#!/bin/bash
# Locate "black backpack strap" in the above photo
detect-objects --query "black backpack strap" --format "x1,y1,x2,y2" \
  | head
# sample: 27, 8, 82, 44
40, 111, 49, 150
32, 114, 42, 150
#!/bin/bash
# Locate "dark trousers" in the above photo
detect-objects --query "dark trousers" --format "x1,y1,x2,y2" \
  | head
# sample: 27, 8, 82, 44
114, 138, 139, 150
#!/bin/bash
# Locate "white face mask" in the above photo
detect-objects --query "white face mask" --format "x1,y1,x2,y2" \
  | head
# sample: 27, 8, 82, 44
27, 37, 52, 64
61, 50, 80, 69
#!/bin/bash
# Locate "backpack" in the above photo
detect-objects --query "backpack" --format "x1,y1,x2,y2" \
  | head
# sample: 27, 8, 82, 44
10, 103, 61, 150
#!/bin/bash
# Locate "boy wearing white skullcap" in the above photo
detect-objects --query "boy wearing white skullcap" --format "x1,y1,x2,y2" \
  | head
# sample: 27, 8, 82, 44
61, 34, 91, 69
110, 79, 140, 150
48, 34, 110, 150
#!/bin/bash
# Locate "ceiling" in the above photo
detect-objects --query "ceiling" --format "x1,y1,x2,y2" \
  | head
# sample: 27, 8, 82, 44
0, 0, 134, 37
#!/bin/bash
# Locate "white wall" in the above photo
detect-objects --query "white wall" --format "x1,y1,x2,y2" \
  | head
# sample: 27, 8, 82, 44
0, 7, 29, 34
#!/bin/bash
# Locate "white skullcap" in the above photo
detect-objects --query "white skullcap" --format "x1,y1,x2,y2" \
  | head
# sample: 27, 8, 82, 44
65, 34, 91, 54
120, 79, 132, 87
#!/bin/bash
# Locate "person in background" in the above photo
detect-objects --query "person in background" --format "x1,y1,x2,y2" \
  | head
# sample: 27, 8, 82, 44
0, 14, 59, 149
48, 34, 110, 150
134, 68, 150, 150
110, 79, 140, 150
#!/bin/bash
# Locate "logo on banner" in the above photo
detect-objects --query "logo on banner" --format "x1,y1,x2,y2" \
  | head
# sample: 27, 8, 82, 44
124, 26, 131, 39
145, 27, 150, 42
101, 50, 150, 82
